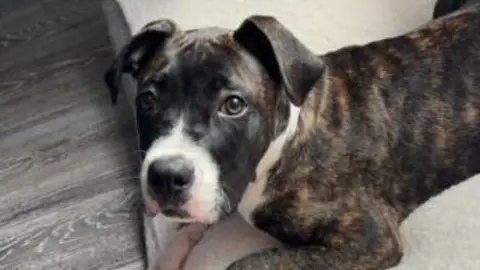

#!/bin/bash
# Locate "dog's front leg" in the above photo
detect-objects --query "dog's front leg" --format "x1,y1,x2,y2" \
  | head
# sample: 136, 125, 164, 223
153, 222, 210, 270
226, 241, 397, 270
143, 212, 180, 270
225, 247, 332, 270
231, 196, 403, 270
144, 212, 160, 269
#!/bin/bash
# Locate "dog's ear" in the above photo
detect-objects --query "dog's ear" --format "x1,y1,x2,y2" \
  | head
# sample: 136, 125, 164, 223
104, 19, 179, 105
233, 15, 324, 106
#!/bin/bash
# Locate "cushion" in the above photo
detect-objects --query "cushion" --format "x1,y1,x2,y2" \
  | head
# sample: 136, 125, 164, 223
390, 173, 480, 269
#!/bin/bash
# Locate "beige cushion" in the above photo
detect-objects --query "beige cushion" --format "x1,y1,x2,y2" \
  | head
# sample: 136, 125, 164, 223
116, 0, 436, 53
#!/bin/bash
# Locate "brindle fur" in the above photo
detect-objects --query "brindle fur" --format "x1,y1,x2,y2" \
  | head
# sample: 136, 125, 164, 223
228, 4, 480, 270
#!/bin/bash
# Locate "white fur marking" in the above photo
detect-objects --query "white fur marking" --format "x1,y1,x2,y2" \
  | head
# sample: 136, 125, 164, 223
238, 103, 301, 225
140, 116, 222, 224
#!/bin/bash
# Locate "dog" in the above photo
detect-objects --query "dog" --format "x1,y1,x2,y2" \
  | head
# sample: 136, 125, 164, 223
433, 0, 480, 18
104, 1, 480, 269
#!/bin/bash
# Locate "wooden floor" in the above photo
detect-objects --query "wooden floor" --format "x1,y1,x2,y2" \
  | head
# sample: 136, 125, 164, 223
0, 0, 145, 269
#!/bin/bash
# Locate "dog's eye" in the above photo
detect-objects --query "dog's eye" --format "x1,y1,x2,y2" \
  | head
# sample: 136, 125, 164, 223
218, 95, 247, 117
138, 91, 157, 114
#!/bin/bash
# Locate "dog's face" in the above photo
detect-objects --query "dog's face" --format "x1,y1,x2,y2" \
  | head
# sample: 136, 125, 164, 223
105, 16, 324, 223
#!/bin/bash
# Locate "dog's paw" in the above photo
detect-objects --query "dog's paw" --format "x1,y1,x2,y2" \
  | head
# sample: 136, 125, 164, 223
225, 254, 266, 270
153, 223, 209, 270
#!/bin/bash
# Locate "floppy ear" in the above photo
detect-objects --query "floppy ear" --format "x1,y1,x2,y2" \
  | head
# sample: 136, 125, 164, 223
104, 19, 179, 105
233, 15, 324, 106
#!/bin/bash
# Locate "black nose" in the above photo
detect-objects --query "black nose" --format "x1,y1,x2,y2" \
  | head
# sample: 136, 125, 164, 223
148, 156, 194, 196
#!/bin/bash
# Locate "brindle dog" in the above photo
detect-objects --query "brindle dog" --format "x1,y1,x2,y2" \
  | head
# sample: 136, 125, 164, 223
233, 4, 480, 270
104, 2, 480, 270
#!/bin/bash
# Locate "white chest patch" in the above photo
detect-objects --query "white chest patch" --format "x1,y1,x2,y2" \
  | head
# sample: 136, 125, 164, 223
238, 103, 301, 225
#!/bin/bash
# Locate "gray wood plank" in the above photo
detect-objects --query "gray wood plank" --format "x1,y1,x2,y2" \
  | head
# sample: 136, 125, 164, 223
0, 0, 144, 269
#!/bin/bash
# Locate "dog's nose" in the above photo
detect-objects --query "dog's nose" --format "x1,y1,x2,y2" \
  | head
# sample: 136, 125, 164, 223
147, 156, 194, 196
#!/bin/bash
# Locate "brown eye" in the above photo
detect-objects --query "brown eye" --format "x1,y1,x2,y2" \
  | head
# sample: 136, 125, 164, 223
138, 91, 157, 114
219, 96, 247, 117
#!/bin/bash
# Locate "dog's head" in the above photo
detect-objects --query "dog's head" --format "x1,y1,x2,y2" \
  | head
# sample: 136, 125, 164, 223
104, 16, 324, 223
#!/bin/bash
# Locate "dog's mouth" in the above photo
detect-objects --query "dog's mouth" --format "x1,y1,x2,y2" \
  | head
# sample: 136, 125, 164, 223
161, 207, 190, 218
143, 194, 228, 224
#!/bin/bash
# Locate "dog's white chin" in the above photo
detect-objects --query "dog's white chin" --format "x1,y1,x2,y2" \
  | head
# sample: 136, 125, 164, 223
184, 198, 221, 224
144, 198, 221, 224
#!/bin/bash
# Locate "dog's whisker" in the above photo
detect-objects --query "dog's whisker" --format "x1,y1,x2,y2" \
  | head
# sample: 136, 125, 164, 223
127, 149, 147, 156
118, 176, 141, 181
222, 189, 232, 214
219, 182, 236, 194
223, 188, 233, 213
214, 185, 231, 215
